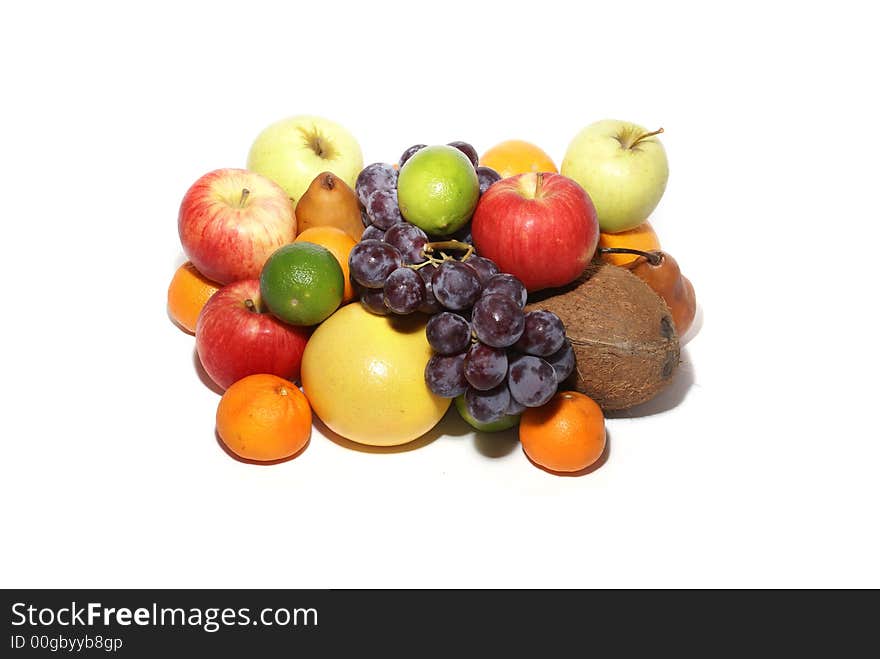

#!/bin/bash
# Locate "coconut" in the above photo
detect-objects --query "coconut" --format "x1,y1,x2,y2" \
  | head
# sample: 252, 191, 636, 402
526, 262, 680, 411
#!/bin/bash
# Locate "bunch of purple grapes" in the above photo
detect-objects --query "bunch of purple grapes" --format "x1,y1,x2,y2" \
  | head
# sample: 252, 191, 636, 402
348, 141, 502, 316
422, 260, 576, 424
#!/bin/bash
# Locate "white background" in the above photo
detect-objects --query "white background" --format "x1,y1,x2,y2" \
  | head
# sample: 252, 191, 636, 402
2, 1, 878, 588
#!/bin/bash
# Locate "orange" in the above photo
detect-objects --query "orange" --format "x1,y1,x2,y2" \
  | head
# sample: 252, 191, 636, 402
216, 374, 312, 462
480, 140, 558, 179
294, 226, 358, 303
167, 261, 221, 334
519, 391, 606, 473
598, 221, 661, 265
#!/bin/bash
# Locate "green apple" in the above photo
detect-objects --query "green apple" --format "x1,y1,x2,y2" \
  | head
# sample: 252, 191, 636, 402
246, 115, 363, 204
454, 395, 520, 432
397, 145, 479, 235
561, 119, 668, 233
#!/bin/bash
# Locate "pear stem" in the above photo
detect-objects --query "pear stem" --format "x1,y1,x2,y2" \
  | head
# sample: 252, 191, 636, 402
631, 127, 664, 149
322, 173, 335, 190
239, 188, 250, 207
598, 246, 664, 266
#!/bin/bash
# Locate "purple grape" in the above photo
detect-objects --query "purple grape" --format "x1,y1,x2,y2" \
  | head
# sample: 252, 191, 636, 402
425, 353, 468, 398
356, 163, 397, 206
384, 223, 428, 264
362, 225, 386, 241
465, 384, 510, 423
418, 266, 442, 314
431, 261, 482, 311
399, 144, 427, 168
476, 166, 502, 195
546, 339, 575, 384
482, 273, 528, 308
349, 239, 402, 288
383, 267, 425, 314
360, 287, 389, 315
514, 310, 566, 356
365, 189, 404, 230
426, 312, 471, 355
464, 255, 499, 285
464, 343, 508, 391
447, 141, 479, 168
508, 355, 557, 407
504, 386, 526, 416
471, 294, 525, 348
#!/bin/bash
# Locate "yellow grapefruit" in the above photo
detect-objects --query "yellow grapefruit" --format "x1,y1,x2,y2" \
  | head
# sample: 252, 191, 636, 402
301, 304, 450, 446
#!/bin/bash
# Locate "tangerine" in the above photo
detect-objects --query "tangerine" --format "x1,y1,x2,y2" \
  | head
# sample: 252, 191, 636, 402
216, 374, 312, 462
479, 140, 558, 179
167, 261, 221, 334
598, 222, 661, 265
519, 391, 606, 473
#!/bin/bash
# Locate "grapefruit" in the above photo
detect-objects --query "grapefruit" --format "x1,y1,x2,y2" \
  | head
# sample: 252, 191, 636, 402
301, 304, 450, 446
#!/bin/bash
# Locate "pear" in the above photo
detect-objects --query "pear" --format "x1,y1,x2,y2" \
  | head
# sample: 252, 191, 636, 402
295, 172, 364, 241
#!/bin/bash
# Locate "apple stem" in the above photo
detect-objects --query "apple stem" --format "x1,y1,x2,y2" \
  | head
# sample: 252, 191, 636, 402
599, 247, 664, 266
535, 172, 544, 197
244, 298, 260, 313
631, 127, 664, 148
239, 188, 250, 207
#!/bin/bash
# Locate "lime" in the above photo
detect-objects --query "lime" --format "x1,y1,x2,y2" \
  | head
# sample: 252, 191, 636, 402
397, 145, 479, 235
454, 395, 520, 432
260, 242, 344, 326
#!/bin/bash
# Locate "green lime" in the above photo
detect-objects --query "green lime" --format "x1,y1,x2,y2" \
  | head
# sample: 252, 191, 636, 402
260, 242, 344, 326
454, 395, 520, 432
397, 145, 479, 235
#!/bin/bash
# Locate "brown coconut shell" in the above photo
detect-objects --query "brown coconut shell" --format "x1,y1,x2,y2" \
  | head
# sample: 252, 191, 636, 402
526, 262, 680, 411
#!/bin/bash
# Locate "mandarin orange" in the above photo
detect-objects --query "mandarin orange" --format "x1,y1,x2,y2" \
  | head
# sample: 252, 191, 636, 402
167, 261, 221, 334
216, 374, 312, 462
519, 391, 606, 473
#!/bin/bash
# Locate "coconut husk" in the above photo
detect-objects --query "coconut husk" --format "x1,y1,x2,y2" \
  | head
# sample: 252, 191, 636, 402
526, 262, 680, 411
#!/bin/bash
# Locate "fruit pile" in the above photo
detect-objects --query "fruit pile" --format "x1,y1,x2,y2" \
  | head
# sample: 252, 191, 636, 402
167, 115, 698, 474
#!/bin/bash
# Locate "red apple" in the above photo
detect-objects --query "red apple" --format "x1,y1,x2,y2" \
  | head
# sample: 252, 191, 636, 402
471, 172, 599, 292
179, 168, 296, 285
195, 279, 310, 390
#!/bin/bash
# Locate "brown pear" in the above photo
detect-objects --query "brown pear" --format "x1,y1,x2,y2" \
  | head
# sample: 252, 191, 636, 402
627, 251, 696, 336
295, 172, 364, 241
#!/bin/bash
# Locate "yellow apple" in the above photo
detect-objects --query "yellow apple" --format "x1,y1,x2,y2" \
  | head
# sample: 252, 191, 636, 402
246, 115, 363, 204
561, 119, 668, 233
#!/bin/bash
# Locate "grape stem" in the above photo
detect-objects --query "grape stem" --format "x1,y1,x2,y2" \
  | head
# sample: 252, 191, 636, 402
410, 239, 475, 269
598, 246, 664, 266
